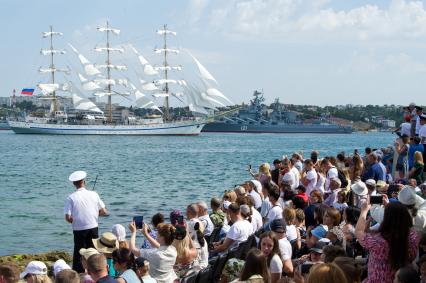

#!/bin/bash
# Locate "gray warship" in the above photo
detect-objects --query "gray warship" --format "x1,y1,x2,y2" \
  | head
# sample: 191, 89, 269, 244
202, 90, 353, 134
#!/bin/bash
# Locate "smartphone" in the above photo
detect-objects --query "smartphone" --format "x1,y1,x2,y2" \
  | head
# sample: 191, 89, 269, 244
248, 164, 252, 170
133, 216, 144, 229
300, 263, 313, 274
177, 215, 184, 225
370, 195, 383, 205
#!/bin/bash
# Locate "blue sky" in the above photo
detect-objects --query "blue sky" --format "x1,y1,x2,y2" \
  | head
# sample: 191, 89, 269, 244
1, 0, 426, 106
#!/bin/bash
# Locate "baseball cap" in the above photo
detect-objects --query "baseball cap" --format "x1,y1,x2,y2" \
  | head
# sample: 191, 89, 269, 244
366, 179, 376, 187
309, 239, 330, 254
269, 219, 286, 233
53, 259, 71, 276
20, 261, 48, 279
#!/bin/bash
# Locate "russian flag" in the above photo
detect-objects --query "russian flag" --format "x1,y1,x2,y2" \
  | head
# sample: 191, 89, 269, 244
21, 88, 34, 95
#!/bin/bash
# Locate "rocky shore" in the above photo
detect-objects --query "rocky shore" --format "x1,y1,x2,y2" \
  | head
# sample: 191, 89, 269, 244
0, 251, 72, 276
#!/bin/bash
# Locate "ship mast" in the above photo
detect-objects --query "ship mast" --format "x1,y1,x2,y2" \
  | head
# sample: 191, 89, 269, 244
106, 21, 112, 123
49, 26, 57, 113
163, 24, 170, 121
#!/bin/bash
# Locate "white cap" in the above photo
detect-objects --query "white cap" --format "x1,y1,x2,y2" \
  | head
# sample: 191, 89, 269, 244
69, 171, 87, 182
20, 261, 47, 279
111, 224, 126, 242
351, 181, 368, 196
53, 259, 71, 276
366, 179, 376, 187
398, 186, 417, 205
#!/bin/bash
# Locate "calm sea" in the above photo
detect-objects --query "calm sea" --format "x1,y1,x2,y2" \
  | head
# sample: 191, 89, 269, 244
0, 131, 394, 255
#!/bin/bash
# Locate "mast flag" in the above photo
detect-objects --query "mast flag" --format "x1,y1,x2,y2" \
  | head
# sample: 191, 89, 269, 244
21, 88, 34, 95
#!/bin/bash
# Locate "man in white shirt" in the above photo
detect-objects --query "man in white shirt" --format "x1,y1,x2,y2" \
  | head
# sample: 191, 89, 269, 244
186, 204, 202, 240
394, 116, 411, 137
415, 106, 423, 135
64, 171, 108, 273
266, 187, 283, 224
302, 159, 317, 196
289, 160, 300, 188
269, 219, 293, 274
419, 115, 426, 171
247, 180, 263, 210
321, 158, 338, 192
213, 203, 253, 253
197, 201, 214, 237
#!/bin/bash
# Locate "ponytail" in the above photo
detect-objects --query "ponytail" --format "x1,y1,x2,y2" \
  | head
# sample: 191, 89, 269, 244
194, 222, 206, 247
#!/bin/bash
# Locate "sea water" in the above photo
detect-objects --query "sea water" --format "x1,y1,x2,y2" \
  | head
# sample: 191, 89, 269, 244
0, 131, 394, 255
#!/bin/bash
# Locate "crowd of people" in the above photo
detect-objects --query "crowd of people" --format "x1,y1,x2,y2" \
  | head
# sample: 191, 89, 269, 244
1, 103, 426, 283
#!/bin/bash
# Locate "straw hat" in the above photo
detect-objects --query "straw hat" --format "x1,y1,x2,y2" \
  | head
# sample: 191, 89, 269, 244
79, 248, 99, 260
351, 181, 368, 196
92, 232, 119, 254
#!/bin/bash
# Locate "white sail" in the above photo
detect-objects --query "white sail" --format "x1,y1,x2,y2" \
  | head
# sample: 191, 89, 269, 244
143, 64, 158, 76
206, 87, 233, 104
201, 92, 225, 107
78, 74, 101, 91
97, 64, 127, 71
141, 82, 158, 91
153, 93, 169, 98
156, 29, 177, 36
40, 49, 66, 55
94, 92, 114, 97
154, 48, 179, 54
94, 78, 116, 86
42, 31, 63, 37
128, 44, 149, 65
72, 93, 103, 113
38, 83, 60, 95
189, 103, 209, 115
188, 52, 217, 84
97, 27, 120, 35
39, 67, 70, 74
129, 83, 163, 113
154, 79, 177, 85
116, 79, 128, 87
68, 44, 101, 76
154, 66, 182, 71
94, 47, 124, 53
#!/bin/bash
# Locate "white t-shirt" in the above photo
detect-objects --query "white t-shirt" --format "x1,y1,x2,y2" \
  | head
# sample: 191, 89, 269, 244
315, 173, 325, 194
420, 125, 426, 144
305, 169, 318, 196
270, 254, 283, 274
416, 116, 421, 135
251, 207, 263, 232
400, 122, 411, 136
291, 167, 300, 188
278, 237, 292, 261
260, 197, 272, 218
286, 225, 297, 242
64, 188, 105, 231
226, 220, 253, 247
326, 167, 338, 192
249, 190, 262, 209
139, 246, 177, 283
267, 205, 283, 222
198, 215, 214, 237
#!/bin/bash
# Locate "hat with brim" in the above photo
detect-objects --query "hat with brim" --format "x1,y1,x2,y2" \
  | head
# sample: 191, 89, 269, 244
365, 179, 376, 187
351, 181, 368, 196
92, 232, 119, 254
376, 180, 386, 190
79, 248, 100, 260
20, 261, 48, 279
69, 171, 87, 182
398, 186, 417, 206
53, 259, 71, 276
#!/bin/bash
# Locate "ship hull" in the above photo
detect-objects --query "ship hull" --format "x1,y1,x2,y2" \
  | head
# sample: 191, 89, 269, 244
8, 121, 206, 135
202, 122, 353, 134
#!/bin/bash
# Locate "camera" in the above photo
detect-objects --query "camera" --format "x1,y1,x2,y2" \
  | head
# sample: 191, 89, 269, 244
133, 216, 144, 229
370, 195, 383, 205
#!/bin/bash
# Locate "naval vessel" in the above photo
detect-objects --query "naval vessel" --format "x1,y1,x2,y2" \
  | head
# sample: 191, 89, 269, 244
202, 91, 353, 134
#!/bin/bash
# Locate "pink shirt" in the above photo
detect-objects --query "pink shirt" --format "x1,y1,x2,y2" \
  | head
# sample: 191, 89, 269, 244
359, 229, 419, 283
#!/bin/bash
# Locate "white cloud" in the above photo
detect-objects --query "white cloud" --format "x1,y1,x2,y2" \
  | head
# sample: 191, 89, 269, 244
205, 0, 426, 42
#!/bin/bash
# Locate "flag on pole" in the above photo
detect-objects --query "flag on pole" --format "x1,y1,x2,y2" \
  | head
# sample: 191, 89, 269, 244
21, 88, 34, 95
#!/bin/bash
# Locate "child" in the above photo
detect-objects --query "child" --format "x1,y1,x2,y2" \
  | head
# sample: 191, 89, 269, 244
333, 190, 348, 213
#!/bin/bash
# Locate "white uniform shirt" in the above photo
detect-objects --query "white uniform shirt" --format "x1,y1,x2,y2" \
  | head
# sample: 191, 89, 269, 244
400, 122, 411, 137
419, 125, 426, 144
64, 188, 105, 231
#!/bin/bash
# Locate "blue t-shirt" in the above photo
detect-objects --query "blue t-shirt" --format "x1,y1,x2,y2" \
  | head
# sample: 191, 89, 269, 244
97, 276, 119, 283
363, 162, 384, 182
311, 225, 327, 239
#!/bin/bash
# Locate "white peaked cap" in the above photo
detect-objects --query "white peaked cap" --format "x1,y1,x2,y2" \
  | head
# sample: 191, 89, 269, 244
69, 171, 87, 182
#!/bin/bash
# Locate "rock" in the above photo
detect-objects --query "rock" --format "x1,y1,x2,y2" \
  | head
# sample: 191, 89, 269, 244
0, 251, 72, 274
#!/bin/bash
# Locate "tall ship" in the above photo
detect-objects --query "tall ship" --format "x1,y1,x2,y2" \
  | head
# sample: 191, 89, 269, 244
202, 90, 353, 134
9, 23, 230, 135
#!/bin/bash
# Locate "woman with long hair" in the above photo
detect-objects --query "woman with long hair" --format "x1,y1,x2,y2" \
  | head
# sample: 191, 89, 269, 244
171, 226, 197, 278
304, 190, 324, 228
259, 232, 282, 283
355, 201, 419, 283
350, 155, 364, 182
409, 151, 424, 185
395, 136, 411, 179
239, 248, 270, 283
112, 248, 140, 283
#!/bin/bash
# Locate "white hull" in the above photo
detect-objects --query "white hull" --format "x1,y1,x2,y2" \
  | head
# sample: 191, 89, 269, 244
8, 120, 206, 135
